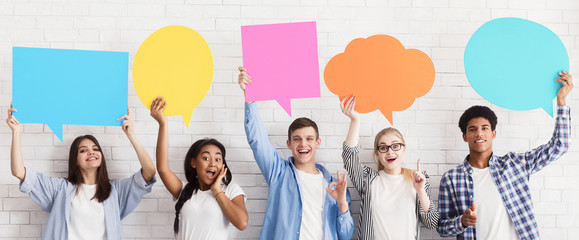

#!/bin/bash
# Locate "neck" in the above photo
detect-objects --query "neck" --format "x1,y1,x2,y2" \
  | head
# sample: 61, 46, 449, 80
199, 182, 211, 191
294, 161, 318, 174
468, 151, 492, 169
81, 169, 98, 185
384, 167, 403, 175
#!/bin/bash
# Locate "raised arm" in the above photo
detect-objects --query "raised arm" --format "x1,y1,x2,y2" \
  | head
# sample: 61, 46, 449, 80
118, 109, 156, 182
239, 66, 287, 184
519, 71, 573, 174
212, 168, 248, 230
342, 96, 360, 147
150, 97, 182, 199
7, 104, 25, 181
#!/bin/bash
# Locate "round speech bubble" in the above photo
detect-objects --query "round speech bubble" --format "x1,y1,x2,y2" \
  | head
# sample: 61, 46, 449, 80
324, 35, 435, 124
133, 25, 213, 127
464, 18, 568, 116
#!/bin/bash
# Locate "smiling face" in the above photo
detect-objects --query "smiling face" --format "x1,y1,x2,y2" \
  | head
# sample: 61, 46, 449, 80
287, 126, 321, 167
191, 144, 223, 190
76, 138, 103, 171
375, 133, 406, 174
463, 117, 496, 156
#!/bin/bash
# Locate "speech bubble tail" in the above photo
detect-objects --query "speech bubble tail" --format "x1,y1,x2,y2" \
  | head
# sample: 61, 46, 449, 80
47, 123, 64, 142
379, 109, 394, 125
277, 99, 292, 117
542, 103, 554, 118
182, 110, 194, 128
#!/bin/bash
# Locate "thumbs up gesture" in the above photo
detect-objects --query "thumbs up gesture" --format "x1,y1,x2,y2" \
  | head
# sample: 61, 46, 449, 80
462, 202, 477, 228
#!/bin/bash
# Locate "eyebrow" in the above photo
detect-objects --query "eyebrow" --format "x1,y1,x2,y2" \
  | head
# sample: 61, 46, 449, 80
79, 145, 98, 148
201, 151, 222, 155
468, 124, 490, 128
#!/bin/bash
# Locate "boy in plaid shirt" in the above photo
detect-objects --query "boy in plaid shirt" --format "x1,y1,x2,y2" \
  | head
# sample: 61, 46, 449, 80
437, 71, 573, 240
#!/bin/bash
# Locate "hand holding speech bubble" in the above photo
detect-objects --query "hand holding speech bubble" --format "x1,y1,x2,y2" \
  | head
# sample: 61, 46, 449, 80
133, 25, 213, 127
464, 17, 569, 116
12, 47, 128, 141
241, 21, 320, 116
324, 35, 435, 124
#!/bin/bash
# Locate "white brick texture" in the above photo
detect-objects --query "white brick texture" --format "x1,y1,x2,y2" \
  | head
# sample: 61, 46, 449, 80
0, 0, 578, 239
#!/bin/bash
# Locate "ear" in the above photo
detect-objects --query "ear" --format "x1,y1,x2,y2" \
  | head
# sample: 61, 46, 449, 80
492, 130, 496, 139
462, 133, 467, 142
315, 137, 321, 148
287, 139, 291, 149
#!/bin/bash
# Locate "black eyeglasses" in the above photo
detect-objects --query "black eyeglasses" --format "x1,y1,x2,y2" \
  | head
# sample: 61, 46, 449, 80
376, 143, 405, 153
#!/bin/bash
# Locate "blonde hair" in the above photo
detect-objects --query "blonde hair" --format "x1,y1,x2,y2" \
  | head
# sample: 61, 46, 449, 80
373, 127, 414, 184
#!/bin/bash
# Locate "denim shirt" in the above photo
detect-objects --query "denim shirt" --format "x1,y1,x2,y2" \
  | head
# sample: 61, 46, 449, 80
244, 102, 354, 240
20, 168, 156, 240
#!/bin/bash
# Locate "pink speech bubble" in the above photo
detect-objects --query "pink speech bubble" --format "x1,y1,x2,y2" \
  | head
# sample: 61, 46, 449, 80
241, 21, 320, 116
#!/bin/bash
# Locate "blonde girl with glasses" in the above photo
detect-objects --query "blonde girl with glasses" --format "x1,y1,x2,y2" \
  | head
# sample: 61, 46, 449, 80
340, 96, 439, 240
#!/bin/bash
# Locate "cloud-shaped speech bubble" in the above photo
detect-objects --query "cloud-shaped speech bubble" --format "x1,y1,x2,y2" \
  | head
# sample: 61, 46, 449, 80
241, 21, 320, 116
12, 47, 128, 141
324, 35, 435, 124
464, 17, 569, 116
133, 25, 213, 127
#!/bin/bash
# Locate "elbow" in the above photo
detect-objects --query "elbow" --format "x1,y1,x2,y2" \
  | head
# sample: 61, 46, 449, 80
234, 219, 248, 231
12, 169, 25, 181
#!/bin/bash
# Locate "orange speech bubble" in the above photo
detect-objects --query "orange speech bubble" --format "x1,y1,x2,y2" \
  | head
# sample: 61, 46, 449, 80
324, 35, 435, 124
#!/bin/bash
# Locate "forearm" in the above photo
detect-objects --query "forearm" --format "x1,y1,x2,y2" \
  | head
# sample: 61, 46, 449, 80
417, 188, 431, 213
437, 215, 465, 237
215, 194, 248, 230
344, 118, 360, 147
127, 133, 156, 182
11, 131, 25, 181
337, 200, 349, 214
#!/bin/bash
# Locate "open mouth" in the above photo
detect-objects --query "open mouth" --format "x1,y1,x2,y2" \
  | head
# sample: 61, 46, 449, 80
87, 157, 98, 162
298, 149, 310, 156
475, 139, 485, 144
206, 170, 216, 178
386, 156, 396, 163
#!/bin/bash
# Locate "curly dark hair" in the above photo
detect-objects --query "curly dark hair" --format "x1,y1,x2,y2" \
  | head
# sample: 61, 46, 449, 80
458, 105, 498, 134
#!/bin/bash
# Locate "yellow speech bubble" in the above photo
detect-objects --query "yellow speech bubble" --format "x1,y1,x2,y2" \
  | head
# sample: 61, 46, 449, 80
133, 25, 213, 127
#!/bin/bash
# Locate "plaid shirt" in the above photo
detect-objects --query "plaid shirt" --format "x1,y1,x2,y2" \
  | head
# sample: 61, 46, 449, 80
437, 105, 571, 240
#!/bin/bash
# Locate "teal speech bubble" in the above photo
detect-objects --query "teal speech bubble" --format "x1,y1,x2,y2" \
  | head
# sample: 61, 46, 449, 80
464, 17, 569, 116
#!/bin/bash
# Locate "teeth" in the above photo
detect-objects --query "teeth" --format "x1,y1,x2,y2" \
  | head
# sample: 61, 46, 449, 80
299, 150, 309, 153
476, 140, 484, 143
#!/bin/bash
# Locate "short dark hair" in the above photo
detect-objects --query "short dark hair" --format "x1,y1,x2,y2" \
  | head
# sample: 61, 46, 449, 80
288, 117, 319, 140
458, 105, 498, 134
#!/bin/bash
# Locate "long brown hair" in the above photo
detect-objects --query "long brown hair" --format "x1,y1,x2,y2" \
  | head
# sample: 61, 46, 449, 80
373, 128, 413, 183
67, 135, 112, 202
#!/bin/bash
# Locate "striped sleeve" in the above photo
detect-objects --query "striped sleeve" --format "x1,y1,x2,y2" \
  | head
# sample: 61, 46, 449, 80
418, 174, 440, 229
342, 142, 372, 194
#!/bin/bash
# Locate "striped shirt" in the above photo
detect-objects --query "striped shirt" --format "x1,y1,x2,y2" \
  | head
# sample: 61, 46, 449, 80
437, 105, 571, 240
342, 143, 439, 240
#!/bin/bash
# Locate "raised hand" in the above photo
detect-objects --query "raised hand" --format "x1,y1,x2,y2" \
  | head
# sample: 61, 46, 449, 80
413, 158, 426, 193
340, 95, 359, 121
556, 71, 573, 105
117, 108, 134, 136
327, 170, 349, 213
212, 167, 228, 195
6, 103, 22, 133
462, 202, 477, 228
238, 66, 252, 93
150, 96, 167, 124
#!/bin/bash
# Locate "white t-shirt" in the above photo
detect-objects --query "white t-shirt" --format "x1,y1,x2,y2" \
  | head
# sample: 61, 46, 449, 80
68, 184, 107, 240
176, 183, 245, 240
472, 167, 520, 240
370, 170, 417, 240
296, 168, 325, 240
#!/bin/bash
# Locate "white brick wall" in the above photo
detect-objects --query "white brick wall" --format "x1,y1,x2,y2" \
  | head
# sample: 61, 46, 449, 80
0, 0, 578, 239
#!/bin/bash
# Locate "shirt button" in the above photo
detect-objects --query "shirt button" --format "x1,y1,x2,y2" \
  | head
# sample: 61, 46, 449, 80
340, 217, 343, 221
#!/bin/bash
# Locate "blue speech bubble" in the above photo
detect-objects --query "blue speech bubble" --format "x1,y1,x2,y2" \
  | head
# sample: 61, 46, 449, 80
464, 17, 569, 116
13, 47, 128, 141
